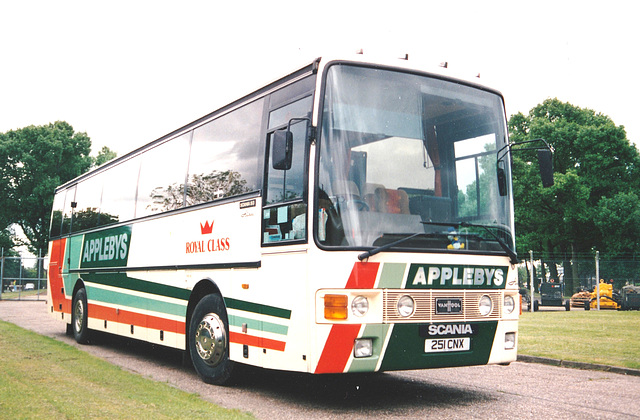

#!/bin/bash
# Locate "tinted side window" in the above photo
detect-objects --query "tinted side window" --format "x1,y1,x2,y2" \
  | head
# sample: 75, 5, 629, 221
99, 157, 140, 226
136, 133, 191, 217
268, 96, 313, 130
187, 98, 265, 205
50, 190, 66, 237
73, 175, 104, 232
60, 186, 76, 235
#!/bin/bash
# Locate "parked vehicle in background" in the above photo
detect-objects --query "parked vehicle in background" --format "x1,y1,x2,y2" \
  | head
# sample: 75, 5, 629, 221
620, 285, 640, 310
534, 280, 570, 311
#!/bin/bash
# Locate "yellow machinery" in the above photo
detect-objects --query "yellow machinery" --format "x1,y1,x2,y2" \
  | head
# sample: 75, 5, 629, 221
585, 281, 620, 310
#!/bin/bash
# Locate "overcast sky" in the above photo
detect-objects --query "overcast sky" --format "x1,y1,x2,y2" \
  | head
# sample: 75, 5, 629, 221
1, 0, 638, 157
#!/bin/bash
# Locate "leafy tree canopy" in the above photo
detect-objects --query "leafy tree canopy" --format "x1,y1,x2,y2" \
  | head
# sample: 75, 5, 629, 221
92, 146, 117, 168
509, 98, 640, 287
0, 121, 92, 254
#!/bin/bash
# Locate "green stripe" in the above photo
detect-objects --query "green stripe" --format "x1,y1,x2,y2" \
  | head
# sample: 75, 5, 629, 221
224, 297, 291, 319
62, 237, 84, 295
68, 235, 84, 271
84, 272, 190, 301
378, 263, 407, 288
347, 324, 391, 373
228, 314, 288, 335
64, 274, 80, 298
86, 285, 186, 317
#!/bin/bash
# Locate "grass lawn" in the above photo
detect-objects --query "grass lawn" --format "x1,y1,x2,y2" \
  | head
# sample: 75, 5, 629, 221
1, 308, 637, 418
518, 309, 640, 370
0, 320, 253, 419
0, 289, 46, 300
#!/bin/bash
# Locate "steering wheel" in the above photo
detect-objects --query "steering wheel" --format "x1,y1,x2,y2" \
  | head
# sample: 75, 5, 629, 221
337, 197, 370, 212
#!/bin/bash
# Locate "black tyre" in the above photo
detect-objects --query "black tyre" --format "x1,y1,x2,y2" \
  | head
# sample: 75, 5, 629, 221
72, 287, 91, 344
189, 294, 234, 385
533, 300, 539, 311
584, 300, 590, 311
565, 300, 571, 311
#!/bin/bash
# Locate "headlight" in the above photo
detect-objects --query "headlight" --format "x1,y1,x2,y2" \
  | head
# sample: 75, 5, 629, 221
504, 295, 515, 314
479, 295, 493, 316
505, 332, 516, 350
397, 295, 415, 317
354, 338, 373, 358
351, 295, 369, 317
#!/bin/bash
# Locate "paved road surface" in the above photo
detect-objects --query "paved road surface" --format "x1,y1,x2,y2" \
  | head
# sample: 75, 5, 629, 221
1, 300, 639, 419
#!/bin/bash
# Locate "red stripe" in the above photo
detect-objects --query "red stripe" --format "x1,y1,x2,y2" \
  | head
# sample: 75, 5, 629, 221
314, 262, 380, 373
314, 324, 361, 373
345, 262, 380, 289
229, 332, 286, 352
49, 238, 71, 313
89, 303, 185, 334
49, 239, 184, 336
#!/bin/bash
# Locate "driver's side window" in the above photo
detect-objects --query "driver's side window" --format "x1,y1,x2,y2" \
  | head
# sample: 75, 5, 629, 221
262, 96, 311, 245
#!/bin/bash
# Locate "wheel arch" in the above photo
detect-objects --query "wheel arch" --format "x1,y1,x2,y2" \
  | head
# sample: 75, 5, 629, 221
186, 278, 224, 336
71, 278, 86, 300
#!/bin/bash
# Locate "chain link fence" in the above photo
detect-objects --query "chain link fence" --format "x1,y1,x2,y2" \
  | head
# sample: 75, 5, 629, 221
519, 251, 640, 296
0, 249, 47, 301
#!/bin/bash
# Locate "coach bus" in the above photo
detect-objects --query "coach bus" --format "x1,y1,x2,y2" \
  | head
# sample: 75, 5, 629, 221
47, 54, 552, 384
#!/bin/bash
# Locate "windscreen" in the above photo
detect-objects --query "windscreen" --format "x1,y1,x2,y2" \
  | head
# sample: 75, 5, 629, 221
316, 63, 513, 255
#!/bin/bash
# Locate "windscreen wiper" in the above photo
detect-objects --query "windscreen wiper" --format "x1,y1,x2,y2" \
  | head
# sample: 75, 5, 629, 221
358, 232, 429, 261
421, 221, 519, 264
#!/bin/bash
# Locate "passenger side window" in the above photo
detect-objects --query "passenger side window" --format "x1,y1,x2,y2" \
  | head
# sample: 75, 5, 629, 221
50, 190, 66, 237
99, 157, 140, 226
136, 133, 190, 216
187, 99, 264, 205
73, 175, 103, 232
60, 186, 76, 235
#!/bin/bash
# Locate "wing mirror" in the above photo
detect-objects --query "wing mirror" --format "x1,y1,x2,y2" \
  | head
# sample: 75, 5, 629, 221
537, 148, 554, 188
272, 129, 293, 170
271, 117, 312, 171
497, 138, 554, 196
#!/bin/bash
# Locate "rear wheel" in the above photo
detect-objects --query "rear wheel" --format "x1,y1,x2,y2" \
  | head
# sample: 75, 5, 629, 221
189, 294, 234, 385
72, 287, 91, 344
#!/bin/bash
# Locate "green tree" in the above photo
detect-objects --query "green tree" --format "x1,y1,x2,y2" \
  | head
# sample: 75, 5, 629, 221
0, 121, 92, 254
92, 146, 117, 168
592, 192, 640, 285
509, 99, 640, 291
0, 228, 15, 252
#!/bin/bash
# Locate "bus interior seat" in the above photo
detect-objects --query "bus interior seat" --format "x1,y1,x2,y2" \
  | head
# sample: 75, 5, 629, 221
363, 183, 385, 211
409, 194, 452, 222
381, 189, 409, 214
363, 183, 409, 214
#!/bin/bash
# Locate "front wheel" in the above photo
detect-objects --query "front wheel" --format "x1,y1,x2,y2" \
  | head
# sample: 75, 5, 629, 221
189, 294, 234, 385
72, 287, 91, 344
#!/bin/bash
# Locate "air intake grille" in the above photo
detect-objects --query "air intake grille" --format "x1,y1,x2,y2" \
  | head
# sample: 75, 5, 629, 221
383, 290, 502, 323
